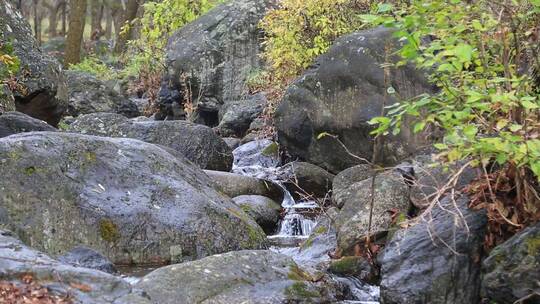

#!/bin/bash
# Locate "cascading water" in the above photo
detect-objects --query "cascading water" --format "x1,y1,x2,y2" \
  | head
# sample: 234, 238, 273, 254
232, 140, 319, 241
232, 140, 380, 303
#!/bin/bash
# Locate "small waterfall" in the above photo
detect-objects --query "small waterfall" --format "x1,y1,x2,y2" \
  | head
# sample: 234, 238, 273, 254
231, 140, 319, 240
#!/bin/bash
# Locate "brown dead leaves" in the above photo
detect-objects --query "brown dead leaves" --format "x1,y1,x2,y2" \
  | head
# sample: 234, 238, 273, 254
0, 275, 72, 304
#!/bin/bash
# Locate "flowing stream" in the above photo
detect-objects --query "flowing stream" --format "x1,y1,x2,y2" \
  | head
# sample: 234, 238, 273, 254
232, 140, 380, 303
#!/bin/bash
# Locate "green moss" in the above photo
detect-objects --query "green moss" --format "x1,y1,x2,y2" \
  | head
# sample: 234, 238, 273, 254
287, 263, 312, 281
99, 219, 120, 242
24, 166, 36, 175
240, 205, 252, 214
261, 142, 279, 156
526, 236, 540, 256
328, 256, 363, 275
285, 282, 320, 299
7, 151, 21, 160
84, 152, 97, 162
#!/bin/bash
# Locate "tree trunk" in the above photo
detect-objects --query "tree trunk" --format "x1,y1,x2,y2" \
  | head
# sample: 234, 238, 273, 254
33, 0, 42, 45
104, 5, 112, 39
90, 0, 103, 40
113, 0, 139, 54
46, 2, 58, 38
64, 0, 87, 65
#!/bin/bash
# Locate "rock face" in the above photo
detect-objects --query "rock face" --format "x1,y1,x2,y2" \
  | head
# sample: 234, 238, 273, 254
0, 84, 15, 113
136, 250, 346, 303
332, 164, 373, 208
379, 195, 487, 304
482, 222, 540, 303
57, 246, 117, 274
281, 161, 335, 199
0, 111, 57, 138
158, 0, 276, 123
232, 195, 281, 234
233, 139, 280, 169
0, 132, 266, 265
275, 27, 436, 173
216, 93, 266, 137
335, 172, 410, 255
0, 230, 149, 303
0, 1, 67, 126
205, 170, 283, 202
65, 71, 140, 118
68, 113, 233, 171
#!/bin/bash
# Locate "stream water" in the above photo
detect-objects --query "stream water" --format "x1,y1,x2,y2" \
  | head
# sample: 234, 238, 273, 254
232, 140, 380, 303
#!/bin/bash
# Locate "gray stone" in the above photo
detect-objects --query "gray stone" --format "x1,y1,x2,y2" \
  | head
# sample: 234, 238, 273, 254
0, 111, 57, 138
136, 250, 346, 303
332, 164, 374, 208
0, 1, 67, 126
57, 246, 117, 274
65, 71, 140, 118
222, 137, 241, 149
205, 170, 283, 203
0, 230, 149, 303
0, 84, 15, 113
68, 112, 233, 171
233, 139, 279, 168
275, 27, 436, 173
379, 195, 487, 304
335, 172, 410, 255
158, 0, 277, 123
482, 222, 540, 303
232, 195, 281, 234
281, 161, 335, 199
217, 93, 266, 137
0, 132, 266, 265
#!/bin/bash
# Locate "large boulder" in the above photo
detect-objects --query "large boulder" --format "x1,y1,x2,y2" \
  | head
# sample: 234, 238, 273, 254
0, 230, 149, 303
0, 1, 67, 126
0, 111, 56, 138
275, 27, 436, 173
0, 132, 266, 265
232, 139, 280, 170
158, 0, 276, 123
379, 195, 487, 304
332, 164, 373, 208
136, 250, 346, 303
65, 71, 140, 118
216, 93, 266, 137
335, 171, 410, 255
482, 222, 540, 303
232, 195, 281, 234
68, 112, 233, 171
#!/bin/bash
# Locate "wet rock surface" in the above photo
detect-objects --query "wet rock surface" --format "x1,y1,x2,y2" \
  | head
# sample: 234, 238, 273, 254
136, 250, 346, 304
0, 111, 57, 138
335, 172, 410, 255
0, 132, 266, 265
65, 71, 140, 118
217, 93, 266, 137
205, 170, 283, 202
379, 195, 487, 304
158, 0, 276, 122
68, 112, 233, 171
482, 222, 540, 303
275, 27, 436, 173
280, 161, 335, 199
232, 195, 282, 234
57, 246, 117, 274
0, 1, 67, 126
0, 230, 149, 303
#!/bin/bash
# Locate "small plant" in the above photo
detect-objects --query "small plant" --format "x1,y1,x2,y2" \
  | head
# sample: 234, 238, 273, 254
364, 0, 540, 248
68, 56, 117, 81
0, 41, 20, 81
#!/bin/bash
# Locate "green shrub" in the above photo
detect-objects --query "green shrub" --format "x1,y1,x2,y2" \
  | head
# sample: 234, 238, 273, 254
260, 0, 367, 81
68, 56, 117, 81
0, 41, 20, 80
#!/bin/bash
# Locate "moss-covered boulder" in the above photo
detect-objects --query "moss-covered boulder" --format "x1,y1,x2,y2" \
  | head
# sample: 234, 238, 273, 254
232, 195, 282, 234
482, 222, 540, 303
335, 171, 410, 255
0, 111, 57, 138
0, 1, 67, 126
136, 250, 346, 303
0, 132, 266, 265
68, 112, 233, 171
205, 170, 283, 202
